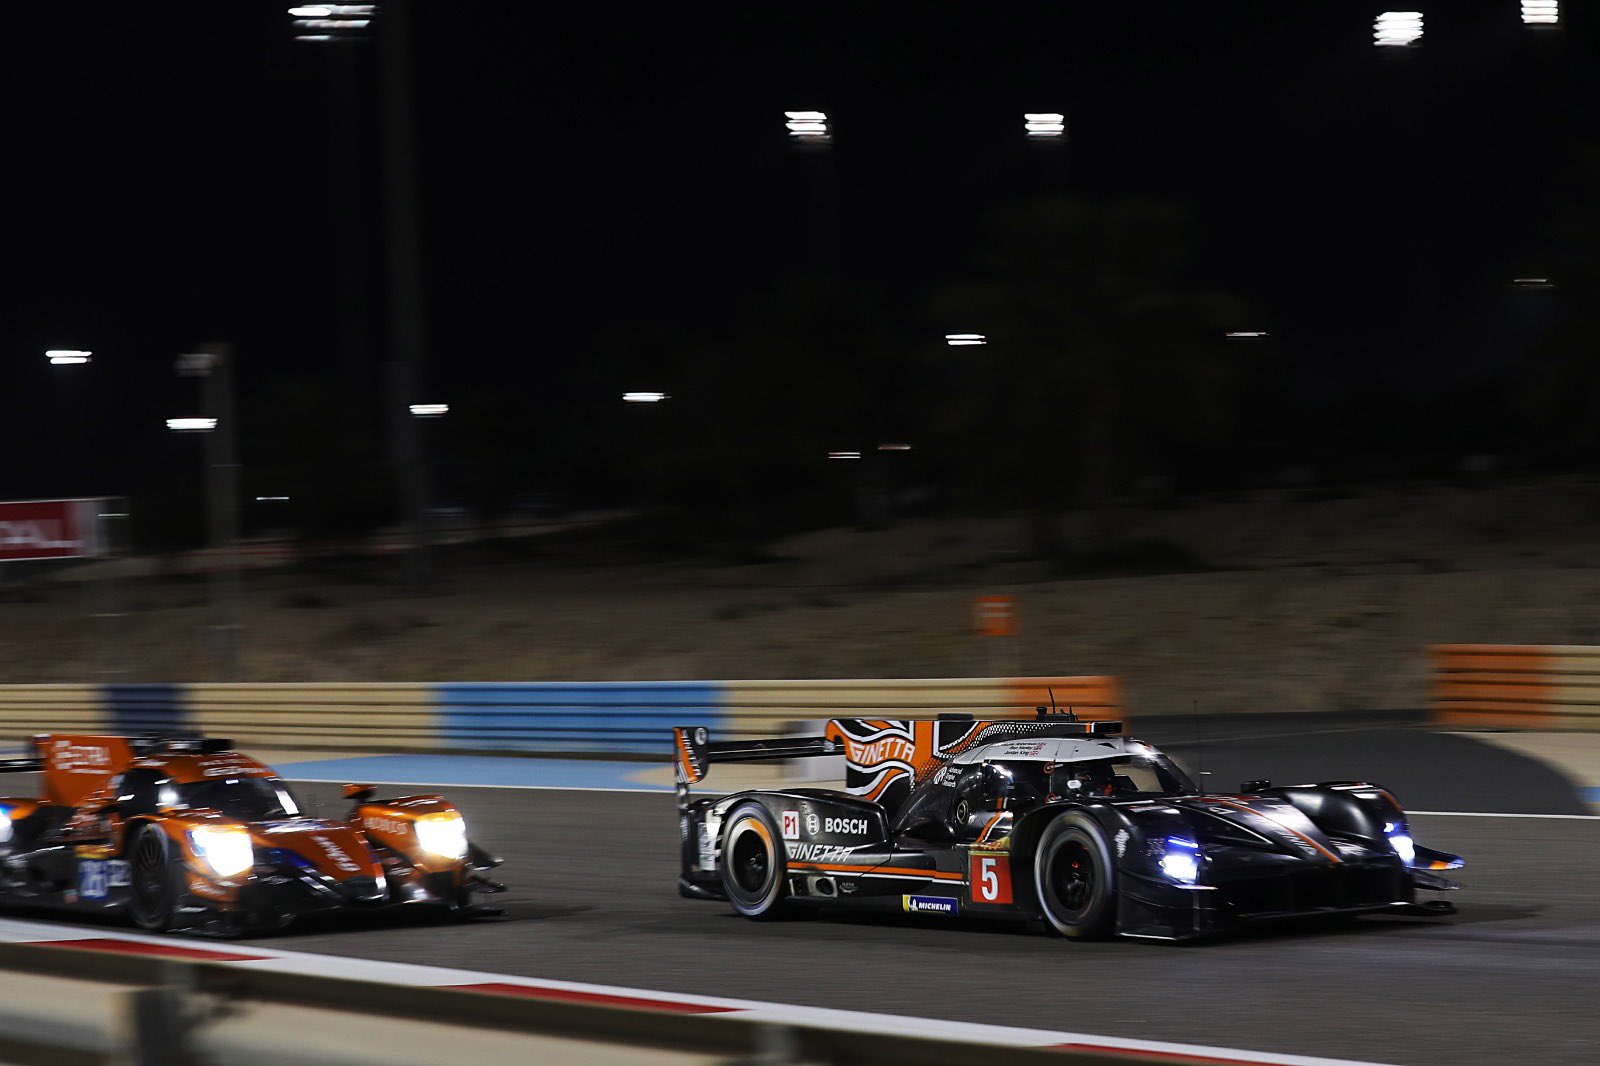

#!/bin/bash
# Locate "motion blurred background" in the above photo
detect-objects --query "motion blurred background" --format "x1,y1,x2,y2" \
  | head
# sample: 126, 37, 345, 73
1, 1, 1596, 711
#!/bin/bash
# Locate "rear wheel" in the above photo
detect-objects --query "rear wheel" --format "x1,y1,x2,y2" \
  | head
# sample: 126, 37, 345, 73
1034, 813, 1116, 939
127, 825, 181, 933
719, 803, 788, 919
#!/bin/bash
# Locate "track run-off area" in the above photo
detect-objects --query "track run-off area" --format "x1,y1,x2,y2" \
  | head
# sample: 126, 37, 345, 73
8, 722, 1598, 1065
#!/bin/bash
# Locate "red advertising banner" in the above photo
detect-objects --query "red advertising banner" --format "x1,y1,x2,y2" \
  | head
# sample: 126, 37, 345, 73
0, 498, 106, 562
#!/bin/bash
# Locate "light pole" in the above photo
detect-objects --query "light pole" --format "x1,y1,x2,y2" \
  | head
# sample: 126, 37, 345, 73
174, 344, 242, 680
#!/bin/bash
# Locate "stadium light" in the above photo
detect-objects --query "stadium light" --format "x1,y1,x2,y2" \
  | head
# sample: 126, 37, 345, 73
409, 403, 448, 417
46, 350, 91, 365
945, 333, 987, 346
1374, 12, 1423, 47
623, 391, 669, 403
785, 111, 830, 142
1226, 331, 1269, 338
167, 417, 218, 432
1024, 113, 1065, 139
827, 451, 862, 460
1522, 1, 1559, 25
877, 443, 913, 452
288, 3, 376, 43
1513, 278, 1555, 289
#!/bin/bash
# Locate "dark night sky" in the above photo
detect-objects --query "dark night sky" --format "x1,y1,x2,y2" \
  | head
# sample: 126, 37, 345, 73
1, 2, 1591, 507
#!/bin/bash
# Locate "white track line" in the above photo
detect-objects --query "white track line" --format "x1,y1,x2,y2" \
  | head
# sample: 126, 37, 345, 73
0, 917, 1396, 1066
1409, 810, 1600, 820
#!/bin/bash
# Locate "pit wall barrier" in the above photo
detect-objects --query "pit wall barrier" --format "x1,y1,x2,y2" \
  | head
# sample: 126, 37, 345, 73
1431, 644, 1600, 729
0, 676, 1121, 756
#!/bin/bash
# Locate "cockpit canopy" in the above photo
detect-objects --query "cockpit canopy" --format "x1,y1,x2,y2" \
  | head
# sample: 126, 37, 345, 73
892, 743, 1196, 841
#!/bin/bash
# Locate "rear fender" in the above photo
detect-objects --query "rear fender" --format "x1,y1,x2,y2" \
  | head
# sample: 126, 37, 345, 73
711, 791, 887, 871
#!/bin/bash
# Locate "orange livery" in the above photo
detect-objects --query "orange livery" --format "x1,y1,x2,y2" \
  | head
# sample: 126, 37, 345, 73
0, 734, 505, 935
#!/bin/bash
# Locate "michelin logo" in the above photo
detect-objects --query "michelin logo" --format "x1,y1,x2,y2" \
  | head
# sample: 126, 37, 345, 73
902, 894, 958, 916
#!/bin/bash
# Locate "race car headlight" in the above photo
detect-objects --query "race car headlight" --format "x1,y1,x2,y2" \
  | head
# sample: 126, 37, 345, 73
188, 825, 254, 878
0, 809, 12, 845
1384, 822, 1415, 866
414, 812, 468, 861
1159, 837, 1201, 884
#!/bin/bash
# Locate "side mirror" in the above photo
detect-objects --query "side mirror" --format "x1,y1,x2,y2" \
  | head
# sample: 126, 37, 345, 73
1240, 779, 1271, 793
342, 784, 375, 803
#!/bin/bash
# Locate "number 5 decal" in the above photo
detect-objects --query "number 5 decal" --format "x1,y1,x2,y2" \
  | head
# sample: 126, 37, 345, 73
973, 854, 1012, 904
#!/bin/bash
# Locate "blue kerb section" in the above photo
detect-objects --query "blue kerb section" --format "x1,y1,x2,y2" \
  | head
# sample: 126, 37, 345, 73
433, 682, 724, 755
105, 684, 189, 735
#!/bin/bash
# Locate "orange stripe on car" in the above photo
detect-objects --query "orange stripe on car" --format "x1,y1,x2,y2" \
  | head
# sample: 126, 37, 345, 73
788, 861, 963, 881
1208, 797, 1342, 864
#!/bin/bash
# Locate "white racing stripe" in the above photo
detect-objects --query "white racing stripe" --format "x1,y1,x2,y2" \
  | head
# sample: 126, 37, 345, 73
0, 916, 1396, 1066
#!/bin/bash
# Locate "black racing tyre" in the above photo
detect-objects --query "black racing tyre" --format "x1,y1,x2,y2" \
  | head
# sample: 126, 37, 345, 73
127, 824, 181, 933
1033, 813, 1117, 940
719, 802, 789, 920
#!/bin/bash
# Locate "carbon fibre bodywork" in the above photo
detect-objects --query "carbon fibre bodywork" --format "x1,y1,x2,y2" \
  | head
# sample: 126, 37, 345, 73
673, 718, 1463, 940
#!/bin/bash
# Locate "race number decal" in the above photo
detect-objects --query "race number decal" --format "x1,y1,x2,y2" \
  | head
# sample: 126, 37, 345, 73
79, 861, 109, 901
972, 854, 1012, 905
781, 810, 800, 841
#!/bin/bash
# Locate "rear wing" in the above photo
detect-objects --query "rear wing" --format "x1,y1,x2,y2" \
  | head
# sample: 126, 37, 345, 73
673, 714, 1122, 816
671, 726, 837, 811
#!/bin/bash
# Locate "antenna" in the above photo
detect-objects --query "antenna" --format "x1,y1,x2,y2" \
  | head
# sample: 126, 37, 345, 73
1194, 699, 1208, 792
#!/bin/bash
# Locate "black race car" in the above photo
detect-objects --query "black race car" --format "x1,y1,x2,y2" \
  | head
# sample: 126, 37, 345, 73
672, 713, 1462, 940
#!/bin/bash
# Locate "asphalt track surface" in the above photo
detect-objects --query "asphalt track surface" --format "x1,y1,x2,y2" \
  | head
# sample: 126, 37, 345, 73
195, 725, 1591, 1066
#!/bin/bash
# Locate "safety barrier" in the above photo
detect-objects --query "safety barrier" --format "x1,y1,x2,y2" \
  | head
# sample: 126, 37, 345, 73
0, 675, 1120, 756
1430, 644, 1600, 728
0, 931, 1234, 1066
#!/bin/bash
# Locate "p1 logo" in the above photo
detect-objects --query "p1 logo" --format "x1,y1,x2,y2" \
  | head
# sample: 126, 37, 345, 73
972, 854, 1013, 905
781, 810, 800, 841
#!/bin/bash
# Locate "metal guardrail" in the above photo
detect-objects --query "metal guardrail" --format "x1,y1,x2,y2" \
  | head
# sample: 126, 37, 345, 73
0, 940, 1212, 1066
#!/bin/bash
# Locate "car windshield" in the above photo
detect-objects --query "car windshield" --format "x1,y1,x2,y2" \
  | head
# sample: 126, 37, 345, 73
179, 777, 301, 821
1054, 754, 1196, 799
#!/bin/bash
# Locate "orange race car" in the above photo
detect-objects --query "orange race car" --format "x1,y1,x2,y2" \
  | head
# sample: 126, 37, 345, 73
0, 733, 505, 935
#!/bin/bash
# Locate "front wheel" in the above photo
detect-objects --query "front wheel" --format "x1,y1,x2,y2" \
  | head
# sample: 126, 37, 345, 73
127, 825, 181, 933
1033, 813, 1117, 939
719, 803, 789, 919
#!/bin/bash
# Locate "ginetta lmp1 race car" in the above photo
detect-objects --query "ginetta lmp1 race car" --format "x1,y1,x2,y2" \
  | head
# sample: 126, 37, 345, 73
672, 713, 1464, 940
0, 733, 505, 935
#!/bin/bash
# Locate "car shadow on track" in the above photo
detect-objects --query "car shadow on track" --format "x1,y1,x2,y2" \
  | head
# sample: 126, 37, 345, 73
237, 900, 592, 942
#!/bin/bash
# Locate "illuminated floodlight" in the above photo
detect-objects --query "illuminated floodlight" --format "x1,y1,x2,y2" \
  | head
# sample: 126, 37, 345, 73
256, 496, 291, 502
1374, 11, 1423, 47
1521, 1, 1559, 25
46, 349, 91, 365
944, 333, 987, 346
409, 403, 448, 417
877, 443, 913, 452
623, 391, 669, 403
1225, 331, 1269, 338
827, 451, 862, 460
290, 3, 376, 42
1024, 112, 1065, 139
785, 111, 830, 141
1513, 277, 1555, 289
167, 417, 218, 432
